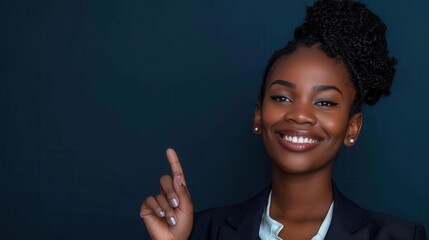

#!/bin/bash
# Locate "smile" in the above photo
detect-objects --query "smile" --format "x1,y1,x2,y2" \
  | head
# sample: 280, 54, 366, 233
282, 135, 320, 144
275, 131, 322, 152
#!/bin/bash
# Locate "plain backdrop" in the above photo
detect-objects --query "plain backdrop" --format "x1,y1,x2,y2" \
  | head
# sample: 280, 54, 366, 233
1, 0, 428, 239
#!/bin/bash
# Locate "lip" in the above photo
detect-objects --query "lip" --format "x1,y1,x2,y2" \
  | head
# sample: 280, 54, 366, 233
275, 130, 323, 152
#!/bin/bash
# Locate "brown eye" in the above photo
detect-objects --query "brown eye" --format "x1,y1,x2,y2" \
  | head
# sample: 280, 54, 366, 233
271, 95, 292, 103
315, 101, 338, 107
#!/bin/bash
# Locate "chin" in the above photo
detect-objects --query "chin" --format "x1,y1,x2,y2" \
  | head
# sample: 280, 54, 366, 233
274, 161, 316, 175
270, 151, 334, 176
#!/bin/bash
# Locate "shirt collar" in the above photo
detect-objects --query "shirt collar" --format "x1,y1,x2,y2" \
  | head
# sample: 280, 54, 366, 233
259, 191, 334, 240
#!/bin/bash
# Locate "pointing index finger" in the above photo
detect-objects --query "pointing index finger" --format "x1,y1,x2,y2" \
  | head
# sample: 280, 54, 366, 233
166, 148, 184, 177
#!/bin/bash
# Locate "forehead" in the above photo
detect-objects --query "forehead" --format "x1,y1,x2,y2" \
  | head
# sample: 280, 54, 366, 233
267, 46, 352, 89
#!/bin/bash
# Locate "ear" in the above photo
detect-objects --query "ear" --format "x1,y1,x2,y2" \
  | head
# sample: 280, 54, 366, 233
343, 112, 362, 147
253, 101, 262, 136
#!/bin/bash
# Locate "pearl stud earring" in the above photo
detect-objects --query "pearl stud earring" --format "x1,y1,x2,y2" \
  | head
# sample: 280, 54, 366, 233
254, 127, 259, 133
349, 138, 355, 144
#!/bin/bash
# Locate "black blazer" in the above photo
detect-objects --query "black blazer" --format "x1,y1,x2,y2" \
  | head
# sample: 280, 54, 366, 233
189, 184, 426, 239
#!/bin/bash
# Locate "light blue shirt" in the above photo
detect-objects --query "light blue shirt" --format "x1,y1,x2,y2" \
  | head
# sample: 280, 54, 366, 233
259, 191, 334, 240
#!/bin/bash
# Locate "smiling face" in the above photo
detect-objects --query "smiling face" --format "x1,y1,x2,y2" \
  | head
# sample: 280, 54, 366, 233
254, 45, 362, 175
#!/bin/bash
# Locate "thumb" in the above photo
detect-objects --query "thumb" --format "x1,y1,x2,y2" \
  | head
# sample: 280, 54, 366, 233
173, 174, 193, 213
165, 148, 192, 212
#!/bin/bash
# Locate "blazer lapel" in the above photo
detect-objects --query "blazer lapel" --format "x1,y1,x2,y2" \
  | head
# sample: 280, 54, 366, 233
325, 184, 368, 240
216, 183, 369, 239
219, 185, 271, 239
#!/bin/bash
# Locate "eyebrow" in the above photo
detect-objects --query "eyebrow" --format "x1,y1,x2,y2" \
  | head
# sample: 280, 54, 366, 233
313, 85, 343, 96
270, 79, 343, 96
270, 80, 296, 89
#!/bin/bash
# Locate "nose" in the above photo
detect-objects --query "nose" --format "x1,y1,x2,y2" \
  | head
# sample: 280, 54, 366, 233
284, 102, 316, 125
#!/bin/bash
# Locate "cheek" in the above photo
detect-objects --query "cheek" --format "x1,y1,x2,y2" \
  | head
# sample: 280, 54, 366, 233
261, 105, 284, 128
319, 112, 349, 138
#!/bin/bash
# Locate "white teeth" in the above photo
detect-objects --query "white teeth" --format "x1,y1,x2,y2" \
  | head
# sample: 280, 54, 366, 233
282, 135, 319, 144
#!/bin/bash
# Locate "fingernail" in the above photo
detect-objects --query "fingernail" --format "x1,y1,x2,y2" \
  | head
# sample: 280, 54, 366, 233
176, 177, 182, 186
158, 210, 165, 217
169, 198, 179, 208
176, 175, 186, 187
167, 216, 176, 226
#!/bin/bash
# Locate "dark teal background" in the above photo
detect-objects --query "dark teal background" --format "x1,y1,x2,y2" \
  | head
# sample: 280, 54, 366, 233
1, 0, 428, 239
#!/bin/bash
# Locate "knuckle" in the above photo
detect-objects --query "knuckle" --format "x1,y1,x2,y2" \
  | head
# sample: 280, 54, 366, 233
144, 196, 154, 206
155, 193, 166, 202
140, 197, 155, 218
139, 208, 149, 218
161, 186, 172, 196
159, 175, 172, 187
155, 194, 171, 207
165, 188, 177, 197
172, 171, 184, 177
164, 209, 176, 218
160, 175, 171, 181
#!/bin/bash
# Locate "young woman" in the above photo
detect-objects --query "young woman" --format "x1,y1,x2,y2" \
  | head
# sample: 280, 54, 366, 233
140, 0, 427, 239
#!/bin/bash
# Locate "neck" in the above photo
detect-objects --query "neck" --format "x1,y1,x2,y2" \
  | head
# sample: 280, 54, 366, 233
270, 163, 334, 222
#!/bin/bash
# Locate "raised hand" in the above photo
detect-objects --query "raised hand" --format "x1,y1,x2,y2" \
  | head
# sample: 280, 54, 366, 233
140, 148, 194, 240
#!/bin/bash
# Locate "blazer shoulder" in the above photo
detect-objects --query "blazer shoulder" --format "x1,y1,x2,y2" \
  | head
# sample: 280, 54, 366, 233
327, 184, 426, 240
362, 209, 427, 239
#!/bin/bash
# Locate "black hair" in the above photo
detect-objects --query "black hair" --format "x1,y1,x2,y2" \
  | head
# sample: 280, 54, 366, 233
259, 0, 397, 114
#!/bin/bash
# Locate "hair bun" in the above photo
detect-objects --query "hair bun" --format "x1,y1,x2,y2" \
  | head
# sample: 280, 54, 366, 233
295, 0, 397, 107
